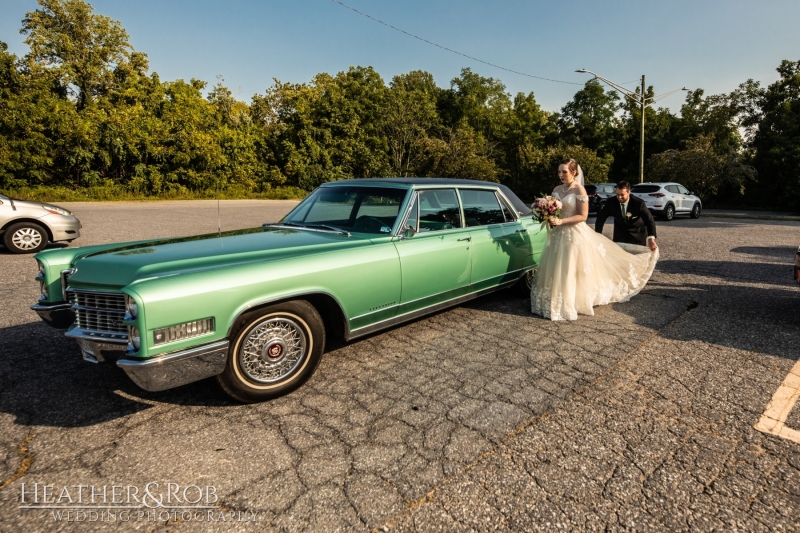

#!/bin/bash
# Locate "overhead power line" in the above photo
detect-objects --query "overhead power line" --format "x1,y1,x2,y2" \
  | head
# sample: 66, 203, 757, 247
330, 0, 584, 86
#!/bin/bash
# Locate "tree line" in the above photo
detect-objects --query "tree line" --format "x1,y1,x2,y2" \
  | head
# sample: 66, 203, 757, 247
2, 0, 799, 210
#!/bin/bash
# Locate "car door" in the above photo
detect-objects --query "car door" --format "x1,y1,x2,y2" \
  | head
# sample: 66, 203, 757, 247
665, 185, 684, 211
460, 188, 528, 291
393, 189, 472, 316
676, 184, 693, 210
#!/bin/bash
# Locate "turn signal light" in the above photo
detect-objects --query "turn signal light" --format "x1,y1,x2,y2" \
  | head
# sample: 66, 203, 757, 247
153, 318, 214, 345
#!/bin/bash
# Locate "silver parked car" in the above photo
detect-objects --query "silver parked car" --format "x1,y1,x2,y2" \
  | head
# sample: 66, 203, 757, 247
0, 194, 82, 253
630, 182, 702, 221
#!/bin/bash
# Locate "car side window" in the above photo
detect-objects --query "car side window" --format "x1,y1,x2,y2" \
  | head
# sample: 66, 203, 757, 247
604, 186, 615, 194
665, 185, 679, 194
418, 189, 462, 232
677, 185, 690, 194
460, 189, 506, 227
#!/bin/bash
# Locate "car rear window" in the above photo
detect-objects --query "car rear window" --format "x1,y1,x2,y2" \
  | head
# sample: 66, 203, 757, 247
631, 185, 661, 193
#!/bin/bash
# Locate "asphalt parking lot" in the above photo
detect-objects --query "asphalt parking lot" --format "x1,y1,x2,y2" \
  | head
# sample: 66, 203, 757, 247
1, 200, 799, 532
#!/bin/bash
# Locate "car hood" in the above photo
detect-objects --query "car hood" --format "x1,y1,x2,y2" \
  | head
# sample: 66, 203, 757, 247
67, 226, 371, 288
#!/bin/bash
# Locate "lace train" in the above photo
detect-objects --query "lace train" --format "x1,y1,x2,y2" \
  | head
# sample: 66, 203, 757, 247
531, 193, 658, 321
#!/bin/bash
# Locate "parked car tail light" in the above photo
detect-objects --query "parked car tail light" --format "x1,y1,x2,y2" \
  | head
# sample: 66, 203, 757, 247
154, 318, 214, 345
648, 193, 666, 198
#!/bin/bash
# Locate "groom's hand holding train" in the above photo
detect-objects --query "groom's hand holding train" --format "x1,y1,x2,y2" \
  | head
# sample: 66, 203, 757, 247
595, 181, 658, 251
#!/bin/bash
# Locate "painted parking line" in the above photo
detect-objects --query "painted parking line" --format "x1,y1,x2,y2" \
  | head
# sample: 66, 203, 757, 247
755, 359, 800, 445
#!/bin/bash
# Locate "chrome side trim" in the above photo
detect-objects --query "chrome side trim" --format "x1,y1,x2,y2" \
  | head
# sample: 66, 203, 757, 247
346, 275, 522, 341
349, 266, 531, 322
117, 340, 229, 392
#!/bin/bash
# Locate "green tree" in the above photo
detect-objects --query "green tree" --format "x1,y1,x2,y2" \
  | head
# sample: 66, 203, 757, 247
21, 0, 139, 110
558, 79, 620, 157
739, 60, 800, 210
516, 144, 611, 201
383, 72, 441, 176
648, 135, 756, 202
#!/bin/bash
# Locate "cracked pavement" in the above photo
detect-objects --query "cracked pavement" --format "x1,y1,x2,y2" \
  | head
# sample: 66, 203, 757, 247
1, 201, 798, 532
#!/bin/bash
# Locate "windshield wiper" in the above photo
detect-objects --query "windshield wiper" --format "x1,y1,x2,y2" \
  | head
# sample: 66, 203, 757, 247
304, 224, 351, 236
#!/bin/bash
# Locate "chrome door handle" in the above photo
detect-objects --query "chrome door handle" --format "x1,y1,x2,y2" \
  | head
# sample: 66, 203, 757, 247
515, 229, 527, 233
457, 237, 472, 242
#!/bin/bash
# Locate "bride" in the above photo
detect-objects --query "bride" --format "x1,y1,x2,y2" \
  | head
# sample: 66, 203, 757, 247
531, 158, 659, 321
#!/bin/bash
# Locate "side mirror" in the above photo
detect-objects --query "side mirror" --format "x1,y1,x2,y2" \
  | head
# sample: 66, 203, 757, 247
404, 225, 417, 238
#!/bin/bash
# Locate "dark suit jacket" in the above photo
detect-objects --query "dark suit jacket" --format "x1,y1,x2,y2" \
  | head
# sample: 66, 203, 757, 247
595, 194, 657, 246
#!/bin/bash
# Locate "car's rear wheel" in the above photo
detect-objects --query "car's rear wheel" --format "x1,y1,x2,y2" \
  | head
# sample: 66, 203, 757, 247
512, 268, 536, 297
690, 203, 701, 219
217, 300, 325, 403
662, 204, 675, 221
3, 222, 48, 254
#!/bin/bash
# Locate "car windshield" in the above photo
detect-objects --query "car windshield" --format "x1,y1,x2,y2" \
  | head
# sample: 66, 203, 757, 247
631, 185, 661, 193
280, 186, 408, 235
584, 185, 597, 194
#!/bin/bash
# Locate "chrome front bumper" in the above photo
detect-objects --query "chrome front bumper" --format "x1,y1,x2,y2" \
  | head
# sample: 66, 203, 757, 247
31, 302, 75, 328
116, 340, 229, 392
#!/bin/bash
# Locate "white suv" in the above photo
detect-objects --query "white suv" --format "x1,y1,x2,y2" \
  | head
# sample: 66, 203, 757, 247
630, 182, 702, 221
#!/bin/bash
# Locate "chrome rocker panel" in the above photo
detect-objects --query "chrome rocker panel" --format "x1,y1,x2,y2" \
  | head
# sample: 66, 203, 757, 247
117, 340, 229, 392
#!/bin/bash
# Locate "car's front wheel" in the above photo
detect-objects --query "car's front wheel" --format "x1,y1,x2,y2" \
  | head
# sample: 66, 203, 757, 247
662, 204, 675, 221
690, 203, 701, 219
3, 222, 48, 254
217, 300, 325, 403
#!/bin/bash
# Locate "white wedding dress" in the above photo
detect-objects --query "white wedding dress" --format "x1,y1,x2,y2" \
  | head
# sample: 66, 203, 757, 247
531, 191, 659, 321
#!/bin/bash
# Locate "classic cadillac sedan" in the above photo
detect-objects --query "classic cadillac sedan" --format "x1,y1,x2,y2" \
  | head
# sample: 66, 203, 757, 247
31, 178, 546, 402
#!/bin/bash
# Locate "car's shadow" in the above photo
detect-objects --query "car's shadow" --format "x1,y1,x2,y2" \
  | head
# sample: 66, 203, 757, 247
0, 321, 236, 428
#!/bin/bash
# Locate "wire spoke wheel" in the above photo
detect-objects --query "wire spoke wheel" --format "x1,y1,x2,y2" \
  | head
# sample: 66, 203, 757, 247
238, 317, 307, 383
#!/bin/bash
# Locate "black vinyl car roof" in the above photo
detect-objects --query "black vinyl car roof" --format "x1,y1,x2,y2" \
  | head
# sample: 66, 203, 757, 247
321, 178, 531, 215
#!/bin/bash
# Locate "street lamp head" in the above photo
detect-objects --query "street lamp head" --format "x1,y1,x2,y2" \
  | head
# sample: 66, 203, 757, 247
576, 69, 587, 73
682, 87, 689, 91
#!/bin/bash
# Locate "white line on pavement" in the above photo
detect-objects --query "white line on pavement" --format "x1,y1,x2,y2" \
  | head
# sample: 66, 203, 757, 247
755, 359, 800, 445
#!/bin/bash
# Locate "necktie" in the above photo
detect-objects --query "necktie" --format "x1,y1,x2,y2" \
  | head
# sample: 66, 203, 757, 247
621, 202, 626, 217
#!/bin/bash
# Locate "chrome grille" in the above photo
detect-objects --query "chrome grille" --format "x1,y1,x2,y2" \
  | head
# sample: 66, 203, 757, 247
68, 289, 127, 336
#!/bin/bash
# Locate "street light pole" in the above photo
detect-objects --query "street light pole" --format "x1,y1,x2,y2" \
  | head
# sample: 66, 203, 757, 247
639, 75, 646, 184
575, 69, 688, 184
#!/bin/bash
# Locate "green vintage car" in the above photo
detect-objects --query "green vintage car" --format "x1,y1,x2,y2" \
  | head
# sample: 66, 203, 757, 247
31, 179, 546, 402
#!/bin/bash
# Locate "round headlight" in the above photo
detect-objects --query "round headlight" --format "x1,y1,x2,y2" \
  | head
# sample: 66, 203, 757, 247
125, 295, 138, 319
129, 327, 141, 350
39, 280, 48, 300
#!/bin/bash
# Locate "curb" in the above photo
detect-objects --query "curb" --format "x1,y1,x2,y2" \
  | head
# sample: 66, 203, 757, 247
702, 213, 800, 222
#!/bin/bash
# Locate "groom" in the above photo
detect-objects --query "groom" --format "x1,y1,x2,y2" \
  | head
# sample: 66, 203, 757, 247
595, 181, 658, 251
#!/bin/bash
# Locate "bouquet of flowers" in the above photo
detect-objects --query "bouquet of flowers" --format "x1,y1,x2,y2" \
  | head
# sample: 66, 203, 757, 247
531, 195, 562, 228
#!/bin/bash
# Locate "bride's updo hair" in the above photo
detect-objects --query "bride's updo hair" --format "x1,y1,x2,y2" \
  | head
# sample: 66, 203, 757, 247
560, 158, 579, 175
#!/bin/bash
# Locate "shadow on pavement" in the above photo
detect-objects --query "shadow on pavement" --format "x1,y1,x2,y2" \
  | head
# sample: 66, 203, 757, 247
656, 259, 795, 287
730, 245, 797, 259
0, 321, 235, 428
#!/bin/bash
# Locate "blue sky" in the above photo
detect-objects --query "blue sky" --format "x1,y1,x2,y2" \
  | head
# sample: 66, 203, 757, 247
2, 0, 799, 113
